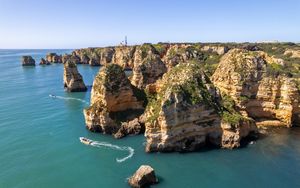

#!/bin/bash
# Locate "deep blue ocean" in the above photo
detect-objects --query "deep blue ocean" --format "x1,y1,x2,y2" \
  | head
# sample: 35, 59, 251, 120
0, 49, 300, 188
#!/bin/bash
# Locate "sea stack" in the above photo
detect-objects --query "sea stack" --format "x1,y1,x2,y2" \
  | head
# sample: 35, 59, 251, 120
63, 60, 87, 92
130, 44, 167, 89
83, 64, 144, 135
39, 58, 50, 65
128, 165, 158, 188
144, 61, 257, 152
46, 53, 62, 63
21, 56, 35, 66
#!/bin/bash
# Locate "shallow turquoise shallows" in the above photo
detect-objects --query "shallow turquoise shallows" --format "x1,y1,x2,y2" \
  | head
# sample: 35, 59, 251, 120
1, 49, 300, 188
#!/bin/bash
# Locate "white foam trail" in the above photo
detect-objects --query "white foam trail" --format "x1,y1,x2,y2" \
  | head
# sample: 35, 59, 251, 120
90, 141, 134, 163
49, 95, 89, 104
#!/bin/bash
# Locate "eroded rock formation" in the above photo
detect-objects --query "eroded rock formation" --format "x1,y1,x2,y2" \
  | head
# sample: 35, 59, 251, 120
46, 53, 62, 63
284, 49, 300, 58
40, 58, 50, 65
112, 46, 136, 69
144, 62, 257, 152
62, 54, 81, 64
211, 49, 300, 127
21, 56, 35, 66
162, 44, 204, 70
64, 44, 300, 152
83, 64, 144, 135
128, 165, 158, 188
130, 44, 167, 89
114, 118, 144, 139
63, 61, 87, 92
99, 47, 115, 65
201, 45, 229, 55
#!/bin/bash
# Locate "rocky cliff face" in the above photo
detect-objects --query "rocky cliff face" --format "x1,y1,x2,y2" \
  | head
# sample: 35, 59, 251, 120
211, 49, 300, 127
111, 46, 136, 69
40, 58, 50, 65
46, 53, 62, 63
130, 44, 167, 89
99, 47, 115, 66
162, 44, 204, 70
62, 54, 81, 64
21, 56, 35, 66
83, 64, 144, 135
201, 45, 229, 55
144, 62, 257, 152
63, 61, 87, 92
284, 49, 300, 58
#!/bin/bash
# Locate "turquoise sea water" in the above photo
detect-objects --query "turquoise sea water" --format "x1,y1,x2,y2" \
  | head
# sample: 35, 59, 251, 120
0, 49, 300, 188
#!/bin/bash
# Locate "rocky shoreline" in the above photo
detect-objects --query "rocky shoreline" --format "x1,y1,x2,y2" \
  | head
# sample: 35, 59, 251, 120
22, 42, 300, 187
22, 42, 300, 150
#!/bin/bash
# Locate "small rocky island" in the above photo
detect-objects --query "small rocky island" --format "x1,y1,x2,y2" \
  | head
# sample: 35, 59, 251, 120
128, 165, 158, 188
21, 56, 35, 66
63, 61, 87, 92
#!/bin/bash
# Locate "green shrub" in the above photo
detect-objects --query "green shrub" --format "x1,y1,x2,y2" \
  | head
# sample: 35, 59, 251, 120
266, 63, 286, 77
220, 94, 245, 128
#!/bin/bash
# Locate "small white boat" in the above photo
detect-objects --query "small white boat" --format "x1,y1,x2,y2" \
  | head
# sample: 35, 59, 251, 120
79, 137, 93, 145
49, 94, 56, 98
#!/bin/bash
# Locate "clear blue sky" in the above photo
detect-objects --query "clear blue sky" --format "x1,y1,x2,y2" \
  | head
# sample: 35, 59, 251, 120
0, 0, 299, 49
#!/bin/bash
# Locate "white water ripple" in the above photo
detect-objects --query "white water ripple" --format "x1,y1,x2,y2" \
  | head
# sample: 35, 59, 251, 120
49, 95, 89, 104
90, 140, 134, 163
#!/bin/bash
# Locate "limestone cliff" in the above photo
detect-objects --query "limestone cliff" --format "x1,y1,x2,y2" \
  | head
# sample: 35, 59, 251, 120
284, 49, 300, 58
40, 58, 50, 65
162, 44, 204, 70
46, 53, 62, 63
144, 62, 257, 152
63, 61, 87, 92
62, 54, 81, 64
99, 47, 115, 66
130, 44, 167, 89
111, 46, 136, 69
83, 64, 144, 135
211, 49, 300, 127
201, 45, 229, 55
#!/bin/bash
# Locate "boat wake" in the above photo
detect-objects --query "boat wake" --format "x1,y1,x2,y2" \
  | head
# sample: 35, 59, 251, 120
49, 94, 89, 104
90, 141, 134, 163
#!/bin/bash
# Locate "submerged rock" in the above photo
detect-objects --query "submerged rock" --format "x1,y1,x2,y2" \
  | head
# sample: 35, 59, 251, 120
128, 165, 158, 188
21, 56, 35, 66
63, 61, 87, 92
83, 64, 144, 134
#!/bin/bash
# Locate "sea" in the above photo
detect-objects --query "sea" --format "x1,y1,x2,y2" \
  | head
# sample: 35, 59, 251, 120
0, 49, 300, 188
